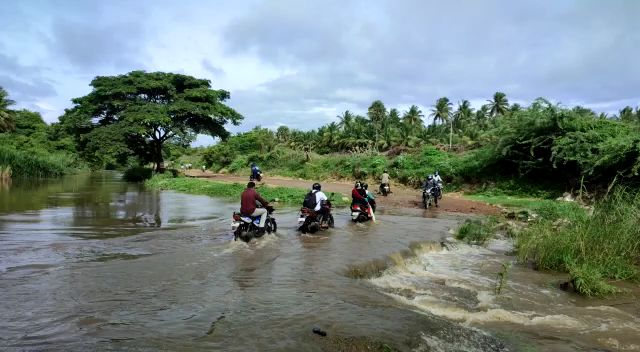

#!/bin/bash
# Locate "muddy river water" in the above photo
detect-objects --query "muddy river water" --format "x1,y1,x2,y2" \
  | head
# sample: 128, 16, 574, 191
1, 172, 639, 351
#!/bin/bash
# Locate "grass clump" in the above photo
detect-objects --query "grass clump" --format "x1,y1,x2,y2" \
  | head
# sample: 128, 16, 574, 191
517, 190, 640, 296
456, 219, 494, 245
145, 174, 348, 206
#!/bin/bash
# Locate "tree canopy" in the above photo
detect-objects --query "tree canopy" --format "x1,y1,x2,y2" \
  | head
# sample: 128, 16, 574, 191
60, 71, 243, 170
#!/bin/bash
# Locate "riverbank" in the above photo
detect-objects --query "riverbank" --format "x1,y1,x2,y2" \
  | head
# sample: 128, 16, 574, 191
175, 170, 501, 214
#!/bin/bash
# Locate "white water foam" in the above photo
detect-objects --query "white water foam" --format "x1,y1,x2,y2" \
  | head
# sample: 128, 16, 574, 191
369, 240, 640, 349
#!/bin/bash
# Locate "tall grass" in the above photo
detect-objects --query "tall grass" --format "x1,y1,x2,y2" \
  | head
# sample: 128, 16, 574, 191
0, 147, 72, 178
145, 174, 348, 206
517, 190, 640, 296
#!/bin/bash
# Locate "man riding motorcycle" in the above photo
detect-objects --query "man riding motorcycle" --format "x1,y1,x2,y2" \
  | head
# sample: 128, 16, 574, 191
240, 181, 269, 234
423, 175, 440, 208
380, 169, 391, 195
250, 163, 262, 181
304, 183, 328, 215
433, 171, 443, 199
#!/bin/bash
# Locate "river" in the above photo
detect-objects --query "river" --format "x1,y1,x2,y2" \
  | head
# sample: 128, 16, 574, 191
1, 172, 639, 351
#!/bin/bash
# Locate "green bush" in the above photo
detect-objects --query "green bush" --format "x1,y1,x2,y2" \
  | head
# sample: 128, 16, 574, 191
0, 146, 72, 178
456, 219, 494, 245
123, 166, 153, 182
517, 190, 640, 296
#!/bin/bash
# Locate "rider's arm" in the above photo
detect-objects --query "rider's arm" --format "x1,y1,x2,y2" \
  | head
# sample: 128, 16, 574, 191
352, 189, 366, 200
255, 193, 268, 206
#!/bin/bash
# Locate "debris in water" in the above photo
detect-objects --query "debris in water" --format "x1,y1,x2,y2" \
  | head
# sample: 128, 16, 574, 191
206, 314, 225, 335
312, 327, 327, 336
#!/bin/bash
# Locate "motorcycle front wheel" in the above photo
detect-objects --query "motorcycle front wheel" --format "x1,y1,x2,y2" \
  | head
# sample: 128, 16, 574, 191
265, 218, 277, 233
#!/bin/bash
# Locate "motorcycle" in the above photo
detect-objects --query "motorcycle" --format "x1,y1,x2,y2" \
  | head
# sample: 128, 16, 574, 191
297, 200, 335, 234
351, 203, 373, 222
231, 205, 276, 242
422, 187, 440, 209
379, 183, 390, 196
249, 171, 263, 182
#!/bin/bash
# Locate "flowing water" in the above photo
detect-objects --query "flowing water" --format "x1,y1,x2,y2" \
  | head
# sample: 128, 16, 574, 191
1, 172, 639, 351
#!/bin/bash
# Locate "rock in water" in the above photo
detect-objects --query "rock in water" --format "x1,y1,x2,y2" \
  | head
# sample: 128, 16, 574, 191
312, 327, 327, 337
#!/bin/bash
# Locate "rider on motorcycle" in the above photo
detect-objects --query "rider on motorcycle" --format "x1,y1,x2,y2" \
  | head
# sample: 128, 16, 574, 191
351, 181, 368, 207
423, 175, 440, 207
304, 183, 328, 215
240, 181, 269, 234
433, 171, 443, 198
363, 183, 376, 213
380, 169, 391, 193
250, 163, 261, 180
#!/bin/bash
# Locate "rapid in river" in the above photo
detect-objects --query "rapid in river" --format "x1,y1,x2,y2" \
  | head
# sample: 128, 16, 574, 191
1, 172, 639, 351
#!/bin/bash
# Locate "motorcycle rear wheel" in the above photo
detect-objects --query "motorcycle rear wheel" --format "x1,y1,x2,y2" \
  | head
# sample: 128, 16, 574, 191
327, 214, 335, 228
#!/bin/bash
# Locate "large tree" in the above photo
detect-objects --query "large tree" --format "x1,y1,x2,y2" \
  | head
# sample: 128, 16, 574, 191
61, 71, 242, 170
0, 87, 15, 132
367, 100, 387, 150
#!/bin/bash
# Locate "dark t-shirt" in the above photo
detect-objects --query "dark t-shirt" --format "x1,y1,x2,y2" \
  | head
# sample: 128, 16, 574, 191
240, 188, 267, 215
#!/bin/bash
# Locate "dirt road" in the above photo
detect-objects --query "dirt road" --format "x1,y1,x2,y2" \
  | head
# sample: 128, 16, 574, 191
184, 170, 500, 215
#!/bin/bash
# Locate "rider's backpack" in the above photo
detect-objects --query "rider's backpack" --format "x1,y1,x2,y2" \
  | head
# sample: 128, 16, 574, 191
303, 191, 317, 209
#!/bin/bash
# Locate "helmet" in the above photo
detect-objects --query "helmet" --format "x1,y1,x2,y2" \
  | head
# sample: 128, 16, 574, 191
251, 162, 256, 167
427, 175, 433, 181
312, 183, 321, 191
435, 170, 439, 176
384, 169, 388, 173
363, 183, 369, 190
355, 181, 362, 189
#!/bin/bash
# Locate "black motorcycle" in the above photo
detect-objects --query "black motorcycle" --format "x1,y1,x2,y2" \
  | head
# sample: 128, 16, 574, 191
249, 171, 263, 182
232, 205, 276, 242
422, 187, 440, 209
298, 200, 335, 234
379, 183, 390, 196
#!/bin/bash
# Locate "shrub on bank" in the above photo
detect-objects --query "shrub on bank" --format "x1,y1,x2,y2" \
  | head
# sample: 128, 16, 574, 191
517, 190, 640, 296
456, 219, 494, 245
0, 146, 71, 178
123, 166, 153, 182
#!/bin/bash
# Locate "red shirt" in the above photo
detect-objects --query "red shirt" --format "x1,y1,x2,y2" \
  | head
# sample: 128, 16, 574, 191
352, 188, 366, 200
240, 188, 268, 215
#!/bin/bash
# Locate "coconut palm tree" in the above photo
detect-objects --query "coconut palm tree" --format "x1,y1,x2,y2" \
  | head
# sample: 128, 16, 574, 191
453, 100, 473, 131
0, 87, 15, 132
402, 105, 424, 128
488, 91, 509, 117
430, 97, 453, 149
337, 110, 354, 131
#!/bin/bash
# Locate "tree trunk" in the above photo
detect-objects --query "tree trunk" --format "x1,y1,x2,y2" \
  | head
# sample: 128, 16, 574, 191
154, 141, 165, 173
449, 119, 453, 151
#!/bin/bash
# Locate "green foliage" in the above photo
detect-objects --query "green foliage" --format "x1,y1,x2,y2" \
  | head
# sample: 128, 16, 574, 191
123, 166, 153, 182
456, 219, 494, 245
60, 71, 243, 171
0, 87, 15, 132
0, 146, 72, 178
145, 175, 348, 206
517, 190, 640, 296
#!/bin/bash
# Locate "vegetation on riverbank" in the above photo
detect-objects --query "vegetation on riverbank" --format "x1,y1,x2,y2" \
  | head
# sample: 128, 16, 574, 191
0, 88, 80, 178
0, 146, 74, 178
517, 191, 640, 297
145, 174, 348, 206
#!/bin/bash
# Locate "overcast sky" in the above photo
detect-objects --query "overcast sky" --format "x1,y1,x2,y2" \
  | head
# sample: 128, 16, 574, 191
1, 0, 639, 145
